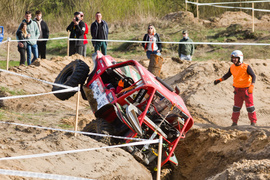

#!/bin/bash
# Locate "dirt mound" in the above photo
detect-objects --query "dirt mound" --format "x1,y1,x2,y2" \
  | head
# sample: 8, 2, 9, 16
208, 159, 270, 180
162, 11, 198, 24
0, 125, 152, 180
260, 14, 270, 22
211, 11, 259, 27
172, 128, 270, 180
209, 11, 270, 30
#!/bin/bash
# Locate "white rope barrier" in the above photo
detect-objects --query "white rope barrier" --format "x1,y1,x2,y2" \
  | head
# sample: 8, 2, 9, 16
10, 37, 68, 42
0, 87, 78, 100
0, 139, 159, 161
187, 0, 270, 5
186, 0, 270, 12
0, 121, 149, 141
0, 169, 93, 180
203, 4, 270, 12
0, 68, 73, 89
3, 37, 269, 45
0, 40, 8, 45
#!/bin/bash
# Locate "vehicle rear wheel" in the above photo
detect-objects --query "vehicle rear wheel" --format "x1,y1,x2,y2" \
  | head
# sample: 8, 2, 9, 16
52, 59, 89, 100
81, 119, 100, 140
96, 118, 114, 145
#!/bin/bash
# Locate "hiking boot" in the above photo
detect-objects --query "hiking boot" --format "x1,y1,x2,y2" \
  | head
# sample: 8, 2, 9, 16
251, 122, 256, 126
231, 122, 237, 126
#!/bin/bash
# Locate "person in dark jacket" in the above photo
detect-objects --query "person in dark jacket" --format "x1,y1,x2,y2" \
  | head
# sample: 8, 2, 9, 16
178, 30, 194, 61
66, 12, 86, 56
142, 24, 162, 59
34, 10, 49, 59
90, 12, 109, 55
16, 22, 29, 65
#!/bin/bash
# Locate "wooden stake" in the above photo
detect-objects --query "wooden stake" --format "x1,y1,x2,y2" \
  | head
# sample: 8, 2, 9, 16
252, 3, 255, 32
185, 0, 187, 11
74, 84, 81, 136
240, 0, 242, 12
197, 0, 199, 19
156, 135, 163, 180
67, 31, 70, 56
6, 37, 10, 70
148, 54, 163, 77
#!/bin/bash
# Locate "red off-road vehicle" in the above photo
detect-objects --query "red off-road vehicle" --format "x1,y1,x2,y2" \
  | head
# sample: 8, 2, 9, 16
53, 51, 194, 169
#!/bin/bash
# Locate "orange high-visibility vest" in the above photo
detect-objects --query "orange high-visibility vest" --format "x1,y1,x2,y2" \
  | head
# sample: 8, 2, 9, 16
230, 63, 252, 88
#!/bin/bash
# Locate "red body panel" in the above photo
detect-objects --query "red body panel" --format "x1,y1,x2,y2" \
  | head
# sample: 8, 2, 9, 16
85, 51, 194, 167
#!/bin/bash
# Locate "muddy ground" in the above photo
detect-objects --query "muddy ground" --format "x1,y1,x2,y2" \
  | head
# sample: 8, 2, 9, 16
0, 11, 270, 180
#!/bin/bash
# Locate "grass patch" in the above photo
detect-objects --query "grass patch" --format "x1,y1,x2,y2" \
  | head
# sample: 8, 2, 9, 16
58, 124, 73, 129
0, 60, 20, 69
47, 32, 69, 56
0, 86, 27, 95
0, 111, 5, 120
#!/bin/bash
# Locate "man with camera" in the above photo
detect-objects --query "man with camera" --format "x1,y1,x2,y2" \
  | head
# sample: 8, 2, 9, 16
66, 12, 86, 56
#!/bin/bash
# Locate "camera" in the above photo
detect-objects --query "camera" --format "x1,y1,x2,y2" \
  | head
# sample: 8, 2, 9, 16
75, 17, 79, 22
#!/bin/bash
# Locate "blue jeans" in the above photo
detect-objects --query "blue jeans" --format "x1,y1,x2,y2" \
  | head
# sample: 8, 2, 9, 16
146, 50, 161, 59
27, 44, 38, 65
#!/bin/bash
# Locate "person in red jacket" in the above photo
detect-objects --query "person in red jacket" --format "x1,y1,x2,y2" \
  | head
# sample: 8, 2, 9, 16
214, 50, 257, 126
80, 12, 88, 57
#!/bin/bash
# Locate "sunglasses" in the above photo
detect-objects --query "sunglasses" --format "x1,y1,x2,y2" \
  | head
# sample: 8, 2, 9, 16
148, 28, 153, 29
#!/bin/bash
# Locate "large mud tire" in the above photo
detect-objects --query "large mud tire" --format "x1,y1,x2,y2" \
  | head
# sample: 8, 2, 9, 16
52, 59, 89, 100
82, 119, 97, 139
96, 118, 114, 145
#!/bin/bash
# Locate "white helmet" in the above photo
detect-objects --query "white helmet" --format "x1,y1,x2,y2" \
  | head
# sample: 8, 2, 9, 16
231, 50, 243, 63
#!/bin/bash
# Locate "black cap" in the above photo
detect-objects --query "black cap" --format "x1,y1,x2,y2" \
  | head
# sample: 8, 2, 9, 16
182, 30, 188, 34
74, 12, 80, 16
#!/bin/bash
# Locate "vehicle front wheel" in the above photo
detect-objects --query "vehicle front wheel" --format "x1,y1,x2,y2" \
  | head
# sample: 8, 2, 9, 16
96, 118, 114, 145
52, 59, 89, 100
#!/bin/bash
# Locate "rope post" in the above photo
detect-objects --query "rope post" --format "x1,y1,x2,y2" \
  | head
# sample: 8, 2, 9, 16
67, 31, 70, 56
240, 0, 242, 12
74, 84, 81, 136
6, 37, 11, 70
196, 0, 199, 19
252, 2, 255, 32
185, 0, 187, 11
156, 135, 163, 180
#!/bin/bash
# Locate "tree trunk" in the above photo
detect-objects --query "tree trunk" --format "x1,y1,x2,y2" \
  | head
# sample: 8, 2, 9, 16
148, 54, 163, 77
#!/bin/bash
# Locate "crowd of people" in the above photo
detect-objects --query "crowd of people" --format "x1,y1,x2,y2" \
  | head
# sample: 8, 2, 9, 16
16, 10, 196, 65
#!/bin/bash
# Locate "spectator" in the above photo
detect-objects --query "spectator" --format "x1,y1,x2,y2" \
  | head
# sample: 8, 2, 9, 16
178, 30, 194, 61
90, 12, 109, 55
214, 50, 257, 126
66, 12, 86, 56
142, 24, 162, 59
17, 11, 40, 65
80, 11, 88, 57
16, 22, 29, 65
34, 10, 49, 59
